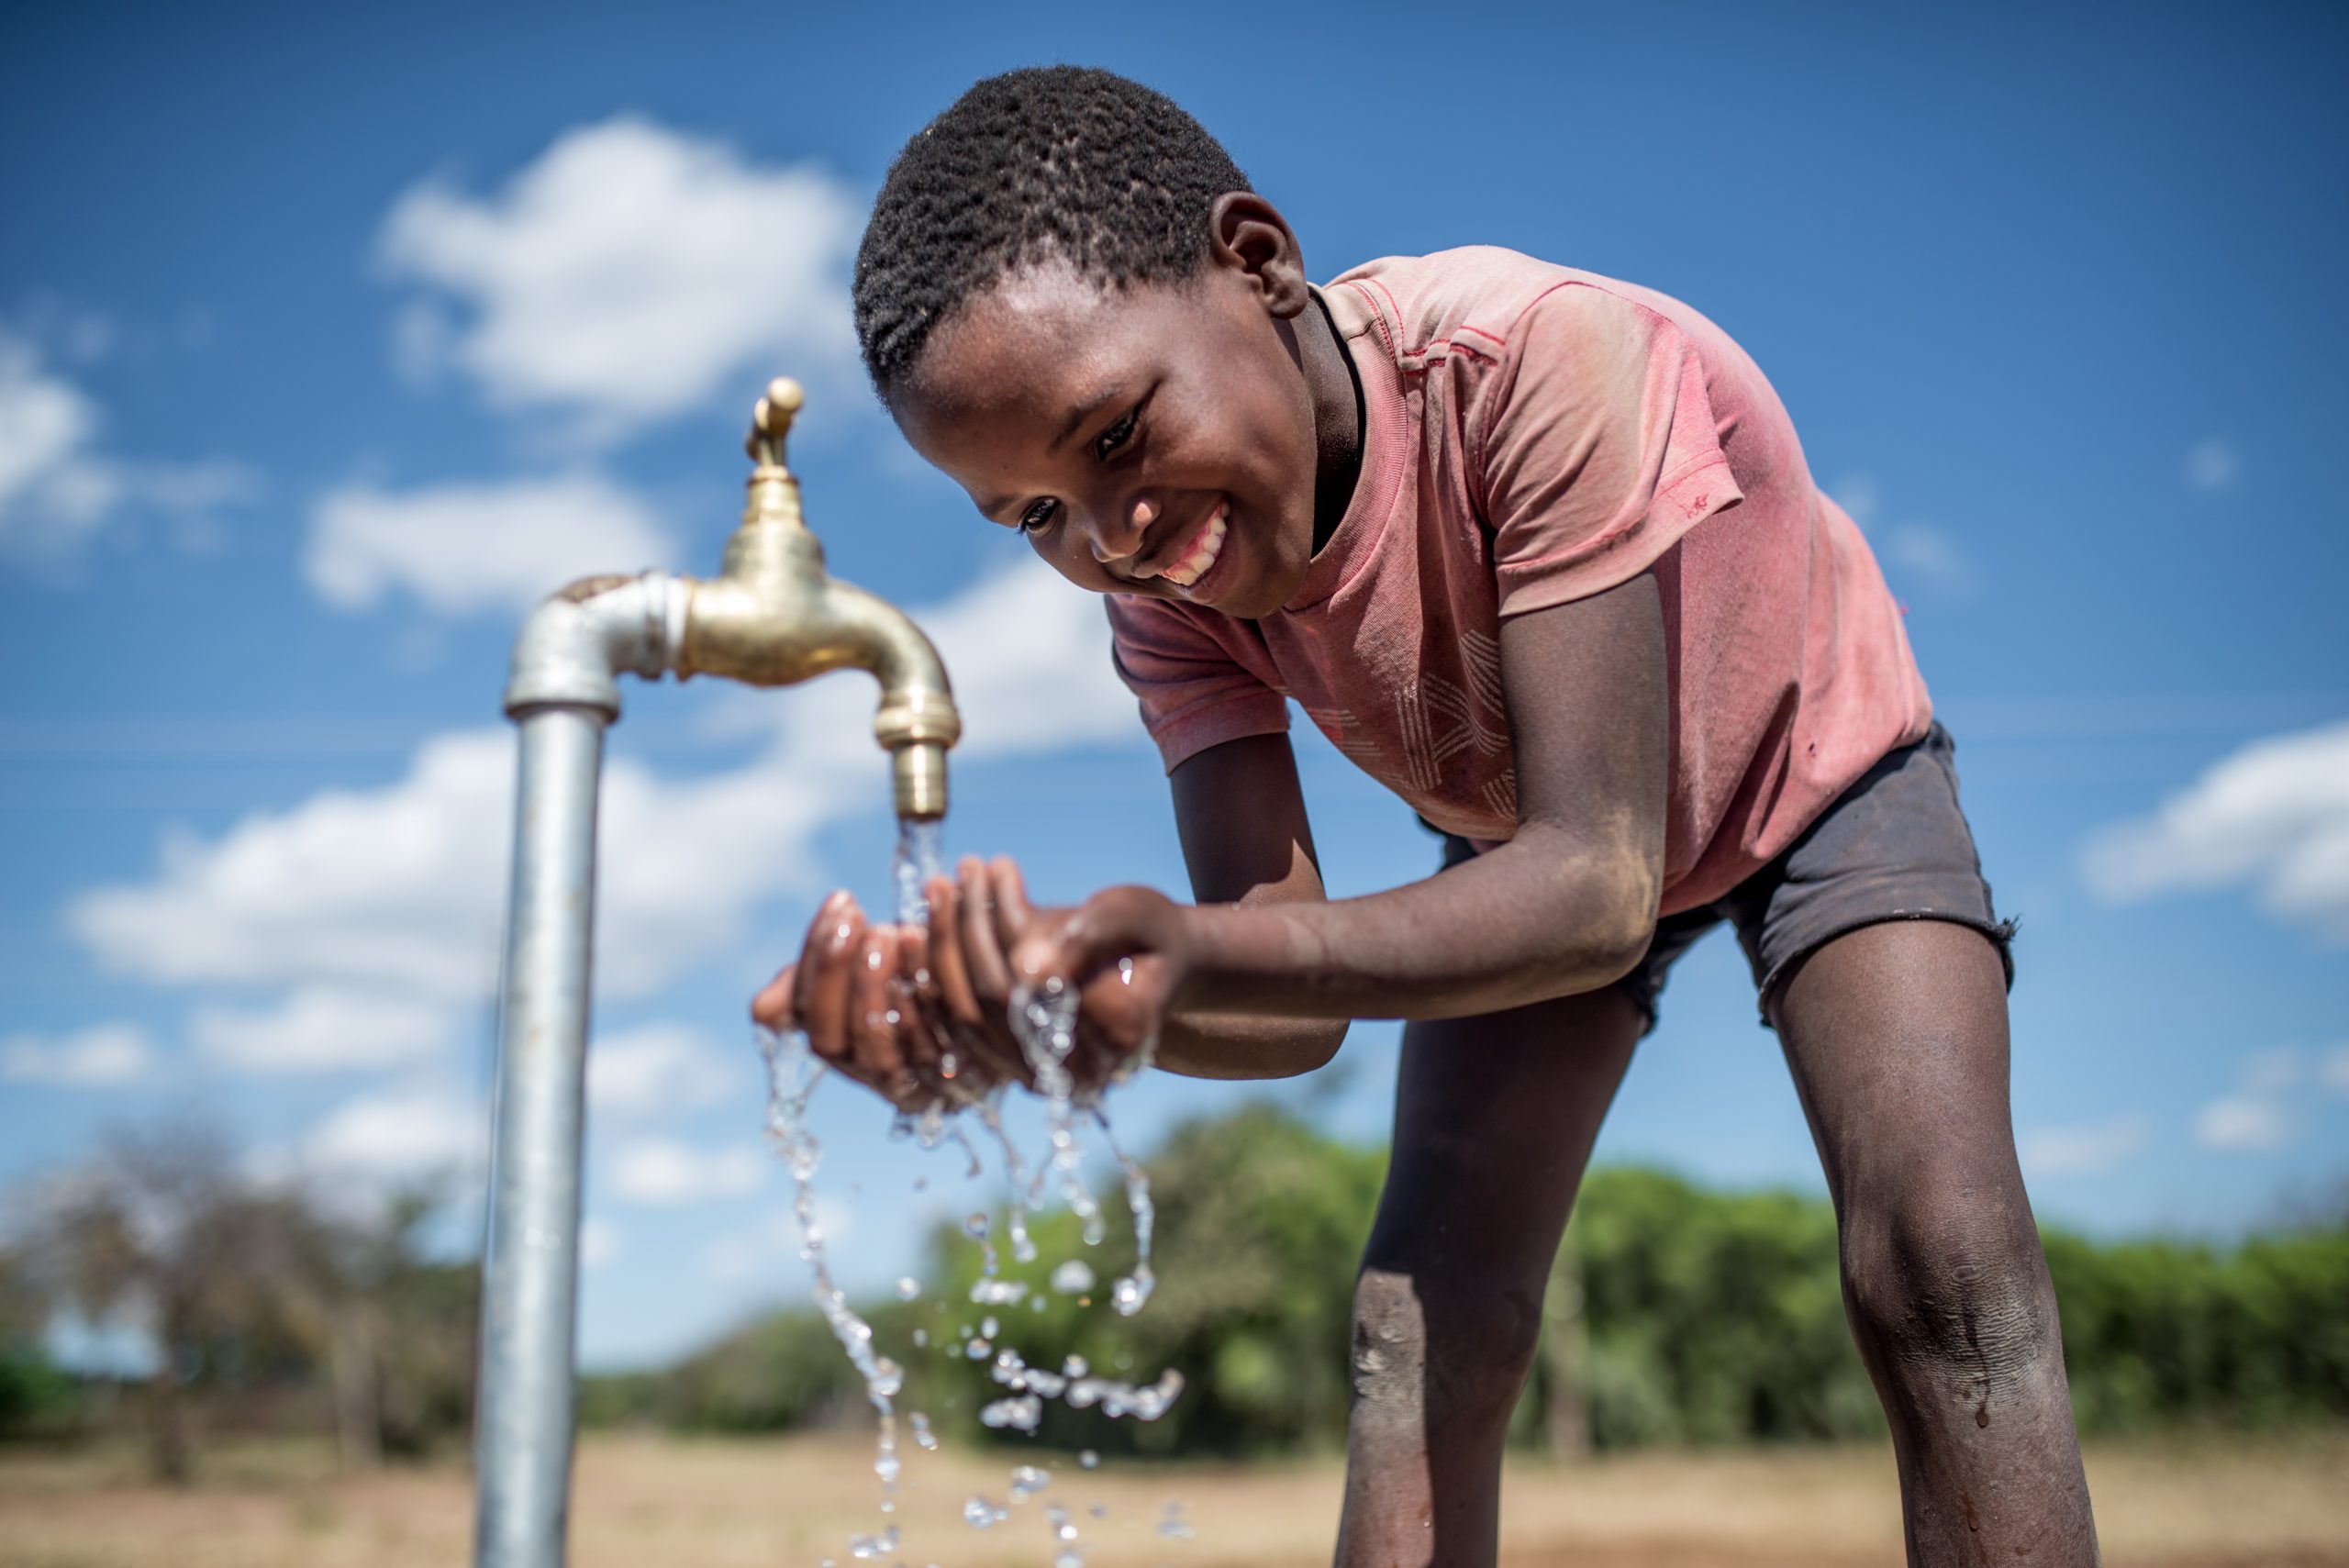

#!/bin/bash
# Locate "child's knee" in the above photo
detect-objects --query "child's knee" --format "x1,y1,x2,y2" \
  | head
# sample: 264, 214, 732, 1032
1838, 1180, 2063, 1416
1350, 1264, 1544, 1432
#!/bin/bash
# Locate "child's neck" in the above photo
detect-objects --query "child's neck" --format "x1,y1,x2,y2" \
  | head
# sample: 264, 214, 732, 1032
1306, 288, 1365, 557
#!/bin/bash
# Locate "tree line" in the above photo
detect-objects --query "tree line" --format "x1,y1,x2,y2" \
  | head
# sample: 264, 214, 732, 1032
593, 1105, 2349, 1456
0, 1127, 476, 1480
6, 1106, 2343, 1478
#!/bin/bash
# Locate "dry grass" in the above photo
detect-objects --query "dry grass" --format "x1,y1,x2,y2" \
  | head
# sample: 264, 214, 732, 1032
1, 1429, 2343, 1567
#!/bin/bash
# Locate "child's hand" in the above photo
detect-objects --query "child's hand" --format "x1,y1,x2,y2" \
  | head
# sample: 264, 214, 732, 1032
749, 857, 1177, 1109
1008, 882, 1192, 1070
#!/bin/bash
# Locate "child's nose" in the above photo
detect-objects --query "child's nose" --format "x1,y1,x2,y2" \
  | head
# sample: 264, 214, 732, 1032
1085, 494, 1158, 565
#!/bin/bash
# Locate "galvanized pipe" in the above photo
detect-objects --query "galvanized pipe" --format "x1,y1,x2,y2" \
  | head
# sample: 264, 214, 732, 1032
475, 704, 608, 1568
471, 382, 959, 1568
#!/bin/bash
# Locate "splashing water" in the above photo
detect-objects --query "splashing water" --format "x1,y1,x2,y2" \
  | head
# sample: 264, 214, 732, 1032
758, 1026, 905, 1503
1098, 1112, 1156, 1316
756, 818, 1188, 1559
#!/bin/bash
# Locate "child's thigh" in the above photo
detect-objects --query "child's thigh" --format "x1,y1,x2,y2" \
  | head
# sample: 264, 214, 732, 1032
1768, 916, 2019, 1202
1369, 984, 1644, 1276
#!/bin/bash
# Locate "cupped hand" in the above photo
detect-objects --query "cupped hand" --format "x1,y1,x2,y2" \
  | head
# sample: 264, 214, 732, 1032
1008, 882, 1192, 1074
749, 856, 1179, 1110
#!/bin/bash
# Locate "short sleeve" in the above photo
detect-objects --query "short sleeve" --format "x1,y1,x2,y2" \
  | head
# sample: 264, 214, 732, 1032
1478, 284, 1743, 617
1104, 595, 1291, 774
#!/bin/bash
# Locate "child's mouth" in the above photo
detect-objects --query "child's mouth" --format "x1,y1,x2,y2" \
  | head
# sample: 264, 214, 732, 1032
1134, 500, 1229, 591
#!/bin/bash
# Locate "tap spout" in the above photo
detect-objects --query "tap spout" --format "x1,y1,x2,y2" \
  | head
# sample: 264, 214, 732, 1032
670, 379, 960, 818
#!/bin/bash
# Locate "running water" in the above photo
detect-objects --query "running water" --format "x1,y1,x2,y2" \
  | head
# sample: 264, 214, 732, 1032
892, 817, 946, 925
757, 816, 1190, 1560
758, 1025, 905, 1504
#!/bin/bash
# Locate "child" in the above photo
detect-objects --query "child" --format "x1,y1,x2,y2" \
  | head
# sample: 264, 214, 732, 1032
753, 66, 2099, 1566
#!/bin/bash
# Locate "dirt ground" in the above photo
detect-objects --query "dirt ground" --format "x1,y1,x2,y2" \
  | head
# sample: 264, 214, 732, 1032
1, 1429, 2343, 1567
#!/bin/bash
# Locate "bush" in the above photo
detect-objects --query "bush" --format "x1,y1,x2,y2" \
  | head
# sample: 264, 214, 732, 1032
641, 1105, 2349, 1456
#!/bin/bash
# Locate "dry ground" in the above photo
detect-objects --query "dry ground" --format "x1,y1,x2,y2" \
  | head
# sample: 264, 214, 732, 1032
1, 1429, 2343, 1567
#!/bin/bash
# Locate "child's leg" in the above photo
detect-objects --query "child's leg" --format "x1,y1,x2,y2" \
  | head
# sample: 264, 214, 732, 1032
1335, 984, 1643, 1568
1771, 918, 2099, 1566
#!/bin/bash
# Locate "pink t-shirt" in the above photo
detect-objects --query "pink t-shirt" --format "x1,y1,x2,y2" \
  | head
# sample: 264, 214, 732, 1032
1107, 247, 1932, 916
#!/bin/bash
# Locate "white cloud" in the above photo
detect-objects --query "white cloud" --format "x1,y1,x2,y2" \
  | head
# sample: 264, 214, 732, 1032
2194, 1094, 2293, 1151
2320, 1043, 2349, 1096
1828, 473, 1880, 529
2017, 1113, 2151, 1177
0, 329, 258, 570
608, 1139, 766, 1206
2082, 719, 2349, 941
0, 1024, 156, 1086
379, 117, 861, 443
2185, 438, 2238, 492
1880, 520, 1978, 597
580, 1217, 622, 1269
302, 1083, 485, 1181
587, 1023, 744, 1120
307, 472, 674, 616
1822, 474, 1975, 597
191, 984, 455, 1074
71, 556, 1136, 1009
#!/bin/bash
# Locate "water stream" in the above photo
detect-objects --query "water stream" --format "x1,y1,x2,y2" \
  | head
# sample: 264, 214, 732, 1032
755, 816, 1186, 1565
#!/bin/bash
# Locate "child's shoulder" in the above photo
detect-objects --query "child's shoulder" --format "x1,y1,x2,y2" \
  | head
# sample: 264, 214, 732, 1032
1322, 245, 1668, 366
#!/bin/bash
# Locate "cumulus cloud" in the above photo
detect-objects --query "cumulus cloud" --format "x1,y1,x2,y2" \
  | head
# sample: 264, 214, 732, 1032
379, 117, 861, 443
587, 1023, 744, 1120
2190, 1047, 2317, 1153
191, 985, 454, 1074
70, 556, 1136, 1006
2082, 720, 2349, 941
608, 1139, 766, 1206
1879, 520, 1980, 598
302, 1083, 485, 1181
2195, 1095, 2293, 1151
2185, 438, 2238, 492
0, 329, 258, 571
1822, 473, 1976, 597
580, 1217, 622, 1269
2017, 1113, 2151, 1177
2321, 1043, 2349, 1096
307, 472, 674, 616
0, 1024, 156, 1086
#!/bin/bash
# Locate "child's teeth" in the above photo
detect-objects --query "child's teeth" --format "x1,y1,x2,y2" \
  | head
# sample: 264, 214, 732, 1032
1163, 507, 1227, 589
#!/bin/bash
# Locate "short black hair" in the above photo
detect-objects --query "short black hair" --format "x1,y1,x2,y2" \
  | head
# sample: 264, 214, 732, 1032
853, 66, 1252, 401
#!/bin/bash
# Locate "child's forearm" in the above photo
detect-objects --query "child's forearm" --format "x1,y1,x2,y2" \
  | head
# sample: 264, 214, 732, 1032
1177, 820, 1657, 1021
1152, 1012, 1348, 1080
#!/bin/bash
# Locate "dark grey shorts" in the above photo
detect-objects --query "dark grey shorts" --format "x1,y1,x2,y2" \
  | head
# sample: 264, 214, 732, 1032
1436, 722, 2014, 1034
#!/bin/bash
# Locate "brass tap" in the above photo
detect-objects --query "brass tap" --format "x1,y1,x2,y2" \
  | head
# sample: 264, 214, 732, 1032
673, 378, 961, 818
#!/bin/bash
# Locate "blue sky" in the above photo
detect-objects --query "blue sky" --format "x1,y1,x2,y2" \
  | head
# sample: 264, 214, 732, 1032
2, 2, 2343, 1370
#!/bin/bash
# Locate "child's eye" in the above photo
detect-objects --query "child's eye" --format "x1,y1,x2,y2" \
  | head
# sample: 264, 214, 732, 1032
1019, 499, 1058, 533
1094, 409, 1138, 461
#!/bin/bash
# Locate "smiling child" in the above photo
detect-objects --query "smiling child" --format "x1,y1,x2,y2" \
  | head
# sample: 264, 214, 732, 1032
752, 66, 2099, 1567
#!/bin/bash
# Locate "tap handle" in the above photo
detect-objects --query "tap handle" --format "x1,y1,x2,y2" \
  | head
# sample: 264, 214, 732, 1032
745, 377, 805, 471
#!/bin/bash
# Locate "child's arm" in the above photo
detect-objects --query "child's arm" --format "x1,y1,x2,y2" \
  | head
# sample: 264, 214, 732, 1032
753, 570, 1665, 1095
1145, 731, 1350, 1079
1032, 567, 1668, 1034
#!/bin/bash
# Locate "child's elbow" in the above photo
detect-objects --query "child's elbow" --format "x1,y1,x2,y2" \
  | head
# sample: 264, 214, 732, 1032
1564, 853, 1664, 991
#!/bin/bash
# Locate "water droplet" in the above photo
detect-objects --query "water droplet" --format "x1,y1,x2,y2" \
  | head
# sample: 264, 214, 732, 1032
1008, 1463, 1051, 1498
1078, 1449, 1100, 1470
1051, 1260, 1096, 1294
895, 1276, 920, 1300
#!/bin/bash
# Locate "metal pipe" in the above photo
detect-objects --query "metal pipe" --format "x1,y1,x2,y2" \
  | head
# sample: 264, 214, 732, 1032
475, 706, 607, 1568
472, 379, 960, 1567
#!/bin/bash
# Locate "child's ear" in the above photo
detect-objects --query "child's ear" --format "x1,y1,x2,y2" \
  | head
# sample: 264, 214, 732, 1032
1208, 192, 1311, 320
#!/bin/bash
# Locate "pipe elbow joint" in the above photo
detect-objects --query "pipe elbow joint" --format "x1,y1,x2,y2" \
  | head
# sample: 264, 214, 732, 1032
505, 573, 683, 718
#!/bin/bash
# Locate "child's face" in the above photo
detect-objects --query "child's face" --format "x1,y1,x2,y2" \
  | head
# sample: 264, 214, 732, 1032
892, 255, 1321, 620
